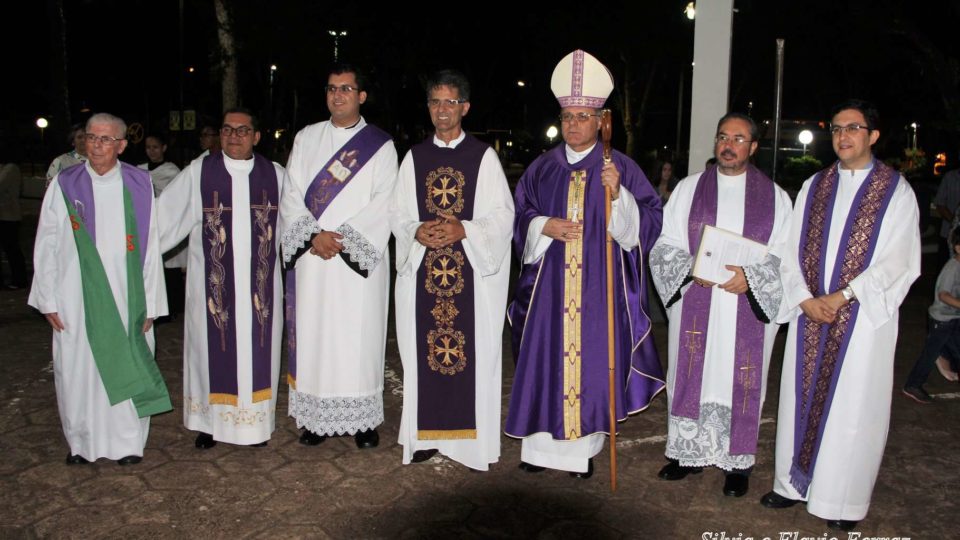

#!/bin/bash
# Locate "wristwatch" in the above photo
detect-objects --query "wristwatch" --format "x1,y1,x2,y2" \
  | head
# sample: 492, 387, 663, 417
841, 285, 856, 303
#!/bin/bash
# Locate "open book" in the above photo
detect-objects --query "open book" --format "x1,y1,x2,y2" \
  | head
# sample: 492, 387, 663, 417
692, 225, 768, 284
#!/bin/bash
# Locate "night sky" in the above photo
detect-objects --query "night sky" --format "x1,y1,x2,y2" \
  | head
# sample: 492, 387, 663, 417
3, 0, 958, 175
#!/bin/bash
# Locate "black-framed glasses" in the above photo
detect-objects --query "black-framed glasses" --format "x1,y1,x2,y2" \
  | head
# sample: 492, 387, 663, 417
427, 98, 466, 108
220, 125, 254, 137
559, 112, 600, 123
829, 123, 871, 136
714, 134, 753, 146
325, 84, 360, 94
84, 133, 124, 146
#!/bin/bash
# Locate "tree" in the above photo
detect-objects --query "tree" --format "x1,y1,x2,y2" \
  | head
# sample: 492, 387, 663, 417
214, 0, 238, 109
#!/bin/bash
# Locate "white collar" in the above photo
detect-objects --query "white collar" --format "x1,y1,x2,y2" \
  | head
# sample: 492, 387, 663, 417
565, 143, 596, 164
433, 130, 466, 149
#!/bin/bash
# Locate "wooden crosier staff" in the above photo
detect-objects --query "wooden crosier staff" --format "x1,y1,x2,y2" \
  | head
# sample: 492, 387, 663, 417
600, 108, 616, 491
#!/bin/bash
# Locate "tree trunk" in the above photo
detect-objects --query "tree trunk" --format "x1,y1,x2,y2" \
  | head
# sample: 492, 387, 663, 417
214, 0, 239, 109
46, 0, 71, 137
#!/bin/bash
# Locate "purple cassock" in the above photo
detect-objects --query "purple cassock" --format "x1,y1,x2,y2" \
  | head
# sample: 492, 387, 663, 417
506, 143, 665, 441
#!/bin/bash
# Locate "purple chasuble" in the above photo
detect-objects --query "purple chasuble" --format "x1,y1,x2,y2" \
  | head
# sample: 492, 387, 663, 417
789, 160, 898, 496
506, 144, 665, 440
58, 162, 153, 267
284, 124, 392, 388
200, 151, 279, 405
411, 134, 485, 440
672, 164, 774, 455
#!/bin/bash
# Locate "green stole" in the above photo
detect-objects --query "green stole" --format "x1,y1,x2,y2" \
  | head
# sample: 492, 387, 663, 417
62, 187, 172, 418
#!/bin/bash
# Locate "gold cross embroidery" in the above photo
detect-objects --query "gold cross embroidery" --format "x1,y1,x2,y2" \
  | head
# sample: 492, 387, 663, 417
739, 351, 756, 414
250, 190, 278, 214
684, 315, 703, 377
431, 256, 459, 288
569, 171, 585, 223
435, 336, 460, 366
202, 191, 233, 214
432, 176, 457, 209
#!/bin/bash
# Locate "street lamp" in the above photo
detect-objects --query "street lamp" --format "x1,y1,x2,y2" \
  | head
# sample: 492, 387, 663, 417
685, 2, 696, 20
798, 129, 813, 155
910, 122, 918, 150
36, 117, 49, 144
328, 30, 348, 62
516, 80, 525, 87
546, 125, 558, 144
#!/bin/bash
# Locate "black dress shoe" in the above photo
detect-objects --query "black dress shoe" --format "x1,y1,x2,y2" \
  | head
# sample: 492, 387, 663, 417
760, 491, 801, 509
518, 461, 546, 473
722, 473, 749, 497
65, 453, 89, 465
411, 449, 438, 463
248, 441, 268, 448
569, 459, 594, 479
354, 428, 379, 449
826, 520, 858, 532
117, 455, 142, 466
657, 459, 703, 480
299, 430, 327, 446
195, 432, 217, 449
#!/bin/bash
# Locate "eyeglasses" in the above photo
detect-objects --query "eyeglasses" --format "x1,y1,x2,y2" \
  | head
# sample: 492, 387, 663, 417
427, 98, 466, 108
221, 125, 254, 137
559, 112, 600, 123
325, 84, 360, 94
84, 133, 124, 146
714, 134, 754, 146
829, 123, 871, 136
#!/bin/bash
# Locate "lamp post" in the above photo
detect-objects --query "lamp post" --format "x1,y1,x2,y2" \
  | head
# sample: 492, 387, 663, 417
517, 80, 527, 132
328, 30, 348, 62
910, 122, 918, 150
798, 129, 813, 156
36, 117, 49, 145
546, 125, 558, 145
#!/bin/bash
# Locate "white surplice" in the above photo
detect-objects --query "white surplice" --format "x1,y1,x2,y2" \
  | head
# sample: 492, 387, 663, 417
157, 152, 284, 445
141, 161, 187, 268
650, 171, 793, 471
772, 164, 921, 521
390, 133, 514, 470
29, 162, 167, 461
279, 118, 398, 436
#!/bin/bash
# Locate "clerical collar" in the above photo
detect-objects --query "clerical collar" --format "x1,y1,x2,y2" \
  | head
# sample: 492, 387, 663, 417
433, 130, 466, 149
332, 116, 364, 130
86, 161, 120, 180
837, 157, 875, 177
565, 143, 596, 164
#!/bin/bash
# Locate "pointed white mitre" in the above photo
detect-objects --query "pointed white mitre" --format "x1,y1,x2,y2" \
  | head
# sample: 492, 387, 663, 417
550, 49, 614, 109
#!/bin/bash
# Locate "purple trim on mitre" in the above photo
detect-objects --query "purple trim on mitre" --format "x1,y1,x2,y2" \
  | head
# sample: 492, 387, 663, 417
571, 50, 585, 98
558, 96, 607, 108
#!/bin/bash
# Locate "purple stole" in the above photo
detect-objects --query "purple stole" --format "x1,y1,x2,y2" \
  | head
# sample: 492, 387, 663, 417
789, 160, 898, 495
284, 124, 392, 388
200, 151, 279, 406
57, 162, 153, 266
672, 164, 774, 455
411, 134, 486, 440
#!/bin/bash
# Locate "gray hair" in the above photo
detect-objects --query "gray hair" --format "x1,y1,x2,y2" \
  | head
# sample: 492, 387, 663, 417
86, 113, 128, 139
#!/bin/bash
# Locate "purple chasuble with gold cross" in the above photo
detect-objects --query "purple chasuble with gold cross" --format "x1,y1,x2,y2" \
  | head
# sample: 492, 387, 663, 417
672, 164, 775, 455
789, 160, 899, 496
411, 134, 486, 440
200, 151, 279, 406
506, 143, 665, 440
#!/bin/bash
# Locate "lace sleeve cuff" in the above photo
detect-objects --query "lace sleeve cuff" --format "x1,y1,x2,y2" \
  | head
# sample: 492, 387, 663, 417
281, 215, 321, 264
649, 243, 693, 306
743, 253, 783, 323
335, 223, 382, 272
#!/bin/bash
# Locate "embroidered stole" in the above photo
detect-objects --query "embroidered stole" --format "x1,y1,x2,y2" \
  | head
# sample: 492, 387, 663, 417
285, 124, 392, 389
200, 152, 279, 406
671, 164, 775, 454
789, 161, 898, 495
58, 165, 171, 417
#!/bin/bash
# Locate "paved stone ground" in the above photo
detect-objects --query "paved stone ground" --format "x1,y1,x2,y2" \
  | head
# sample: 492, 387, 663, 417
0, 211, 956, 539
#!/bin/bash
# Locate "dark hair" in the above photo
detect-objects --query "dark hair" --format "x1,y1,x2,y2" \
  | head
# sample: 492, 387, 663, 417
716, 112, 759, 141
656, 160, 675, 180
68, 123, 85, 144
329, 63, 367, 91
222, 107, 259, 132
145, 133, 167, 146
951, 226, 960, 252
830, 99, 880, 131
425, 69, 471, 101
